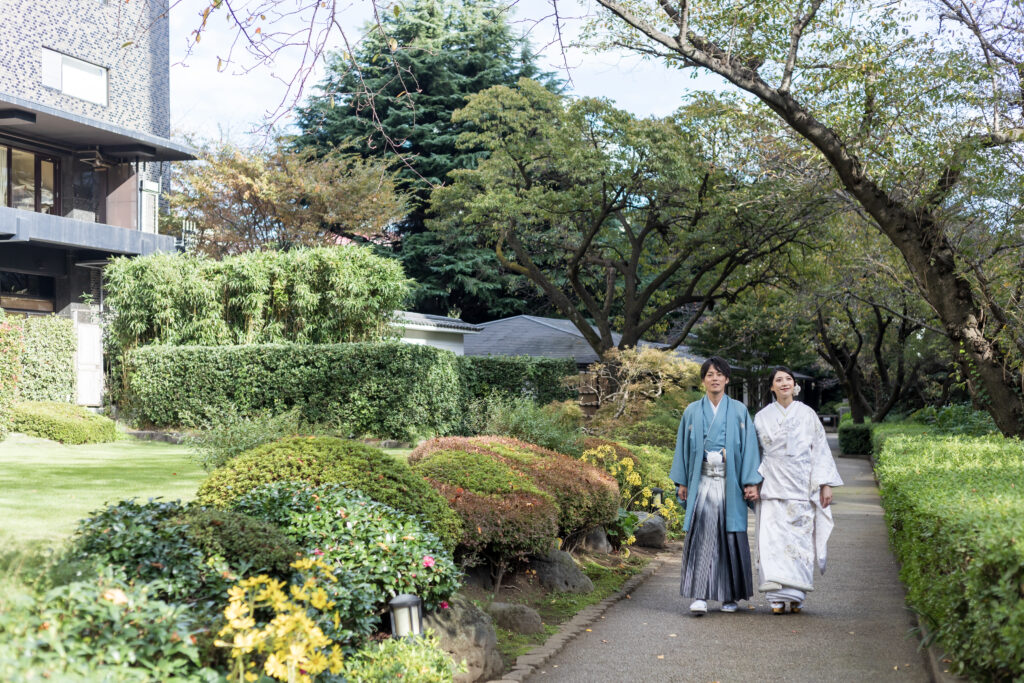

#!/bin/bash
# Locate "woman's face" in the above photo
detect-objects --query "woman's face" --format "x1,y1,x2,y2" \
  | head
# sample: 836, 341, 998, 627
772, 371, 796, 399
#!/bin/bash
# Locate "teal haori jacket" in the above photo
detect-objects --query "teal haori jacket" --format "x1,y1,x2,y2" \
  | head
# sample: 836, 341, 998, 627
670, 395, 763, 533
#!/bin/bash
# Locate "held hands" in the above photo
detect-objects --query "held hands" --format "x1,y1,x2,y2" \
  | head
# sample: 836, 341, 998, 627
820, 485, 833, 508
677, 485, 687, 501
743, 485, 759, 502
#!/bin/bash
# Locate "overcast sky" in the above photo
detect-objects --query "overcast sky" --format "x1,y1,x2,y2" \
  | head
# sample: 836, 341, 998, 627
168, 0, 728, 144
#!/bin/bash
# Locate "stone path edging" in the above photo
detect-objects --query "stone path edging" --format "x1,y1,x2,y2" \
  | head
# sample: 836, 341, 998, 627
486, 550, 675, 683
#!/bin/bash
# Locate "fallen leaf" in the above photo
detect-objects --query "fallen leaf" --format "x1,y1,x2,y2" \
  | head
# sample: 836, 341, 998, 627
585, 628, 592, 632
657, 655, 665, 659
669, 634, 677, 637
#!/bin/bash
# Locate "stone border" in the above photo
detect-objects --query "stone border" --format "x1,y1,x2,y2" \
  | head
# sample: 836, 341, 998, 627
486, 550, 673, 683
125, 429, 185, 444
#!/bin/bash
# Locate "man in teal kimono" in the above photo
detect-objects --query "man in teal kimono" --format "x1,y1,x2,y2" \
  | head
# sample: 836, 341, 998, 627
670, 356, 762, 615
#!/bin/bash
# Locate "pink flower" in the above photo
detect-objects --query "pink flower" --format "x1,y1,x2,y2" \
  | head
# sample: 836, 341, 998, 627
313, 548, 324, 556
422, 555, 435, 568
440, 601, 450, 610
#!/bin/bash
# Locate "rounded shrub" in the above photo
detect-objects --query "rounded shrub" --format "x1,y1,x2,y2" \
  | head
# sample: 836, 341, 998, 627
414, 452, 559, 579
231, 482, 461, 647
195, 436, 462, 550
412, 436, 618, 539
11, 401, 119, 444
838, 421, 873, 455
71, 499, 297, 608
181, 508, 302, 578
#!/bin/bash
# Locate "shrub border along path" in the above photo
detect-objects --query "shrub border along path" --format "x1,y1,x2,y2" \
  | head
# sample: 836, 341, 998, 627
487, 550, 674, 683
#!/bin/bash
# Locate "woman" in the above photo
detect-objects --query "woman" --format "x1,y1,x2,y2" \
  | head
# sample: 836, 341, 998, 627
753, 367, 843, 614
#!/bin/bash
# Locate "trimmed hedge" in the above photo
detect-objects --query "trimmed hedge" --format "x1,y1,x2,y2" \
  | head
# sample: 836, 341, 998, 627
11, 401, 119, 444
838, 421, 872, 455
457, 355, 577, 405
15, 315, 76, 403
875, 433, 1024, 679
122, 342, 463, 439
195, 436, 462, 551
0, 313, 22, 441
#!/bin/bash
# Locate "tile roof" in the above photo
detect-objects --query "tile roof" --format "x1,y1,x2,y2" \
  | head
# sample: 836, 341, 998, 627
464, 315, 706, 365
393, 311, 484, 333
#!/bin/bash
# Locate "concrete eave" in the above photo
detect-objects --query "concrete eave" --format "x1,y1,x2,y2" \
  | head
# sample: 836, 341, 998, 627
0, 90, 196, 161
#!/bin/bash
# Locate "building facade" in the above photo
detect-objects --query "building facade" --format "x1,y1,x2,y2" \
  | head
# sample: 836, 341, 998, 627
0, 0, 191, 316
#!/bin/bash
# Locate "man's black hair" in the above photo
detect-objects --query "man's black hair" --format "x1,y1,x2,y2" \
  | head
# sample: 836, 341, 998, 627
700, 356, 731, 380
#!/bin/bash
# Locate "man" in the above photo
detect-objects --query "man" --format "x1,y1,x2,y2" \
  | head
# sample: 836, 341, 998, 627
670, 356, 762, 615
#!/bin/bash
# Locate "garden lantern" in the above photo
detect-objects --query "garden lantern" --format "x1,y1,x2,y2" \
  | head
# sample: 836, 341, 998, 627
389, 593, 423, 638
652, 487, 664, 508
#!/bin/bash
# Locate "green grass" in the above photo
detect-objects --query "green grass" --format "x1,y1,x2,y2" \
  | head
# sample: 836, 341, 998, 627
0, 433, 206, 545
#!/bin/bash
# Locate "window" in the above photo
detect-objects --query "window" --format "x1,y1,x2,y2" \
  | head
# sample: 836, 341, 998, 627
1, 145, 60, 215
41, 47, 108, 106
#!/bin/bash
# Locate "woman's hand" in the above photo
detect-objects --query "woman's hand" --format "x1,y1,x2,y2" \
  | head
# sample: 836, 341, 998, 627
743, 485, 759, 502
820, 485, 833, 508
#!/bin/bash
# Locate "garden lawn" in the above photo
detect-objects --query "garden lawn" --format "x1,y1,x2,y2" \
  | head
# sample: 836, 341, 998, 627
0, 433, 205, 545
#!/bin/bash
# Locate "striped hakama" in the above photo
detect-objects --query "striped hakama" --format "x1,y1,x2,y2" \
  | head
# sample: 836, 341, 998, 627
680, 461, 754, 602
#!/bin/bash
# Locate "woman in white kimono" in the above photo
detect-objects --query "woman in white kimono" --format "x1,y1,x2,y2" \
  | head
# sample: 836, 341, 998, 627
753, 367, 843, 615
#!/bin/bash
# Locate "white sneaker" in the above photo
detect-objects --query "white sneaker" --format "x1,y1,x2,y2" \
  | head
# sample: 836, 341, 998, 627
689, 599, 707, 615
720, 602, 738, 613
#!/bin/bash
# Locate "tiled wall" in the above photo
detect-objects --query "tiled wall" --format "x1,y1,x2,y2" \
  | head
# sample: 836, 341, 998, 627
0, 0, 170, 138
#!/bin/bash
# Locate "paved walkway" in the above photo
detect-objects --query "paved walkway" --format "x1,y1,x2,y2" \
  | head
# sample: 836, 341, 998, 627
525, 440, 929, 682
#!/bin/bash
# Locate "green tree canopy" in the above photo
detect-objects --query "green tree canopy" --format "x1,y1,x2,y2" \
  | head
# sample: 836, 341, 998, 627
430, 79, 821, 353
293, 0, 557, 320
584, 0, 1024, 435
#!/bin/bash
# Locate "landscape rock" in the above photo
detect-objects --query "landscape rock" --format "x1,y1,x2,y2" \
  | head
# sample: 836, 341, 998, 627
486, 602, 544, 634
423, 594, 503, 683
633, 512, 667, 548
581, 526, 613, 554
531, 549, 594, 594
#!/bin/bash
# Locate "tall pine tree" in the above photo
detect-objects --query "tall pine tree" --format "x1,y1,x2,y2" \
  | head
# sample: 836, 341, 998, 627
294, 0, 557, 321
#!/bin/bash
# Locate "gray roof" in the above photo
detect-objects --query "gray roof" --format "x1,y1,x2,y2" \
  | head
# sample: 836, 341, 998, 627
393, 311, 483, 333
464, 315, 706, 366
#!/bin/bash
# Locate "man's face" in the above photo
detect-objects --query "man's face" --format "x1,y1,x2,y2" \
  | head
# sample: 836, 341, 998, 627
703, 366, 729, 395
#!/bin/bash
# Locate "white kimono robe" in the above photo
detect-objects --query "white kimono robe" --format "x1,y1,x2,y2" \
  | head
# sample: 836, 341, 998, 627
753, 400, 843, 602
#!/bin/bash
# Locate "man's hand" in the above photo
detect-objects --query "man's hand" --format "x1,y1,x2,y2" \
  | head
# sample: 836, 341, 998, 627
743, 484, 759, 502
677, 485, 687, 501
820, 485, 833, 508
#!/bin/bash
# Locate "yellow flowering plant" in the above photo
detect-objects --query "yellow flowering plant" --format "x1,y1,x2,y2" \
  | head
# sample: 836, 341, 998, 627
216, 557, 346, 683
580, 444, 682, 542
